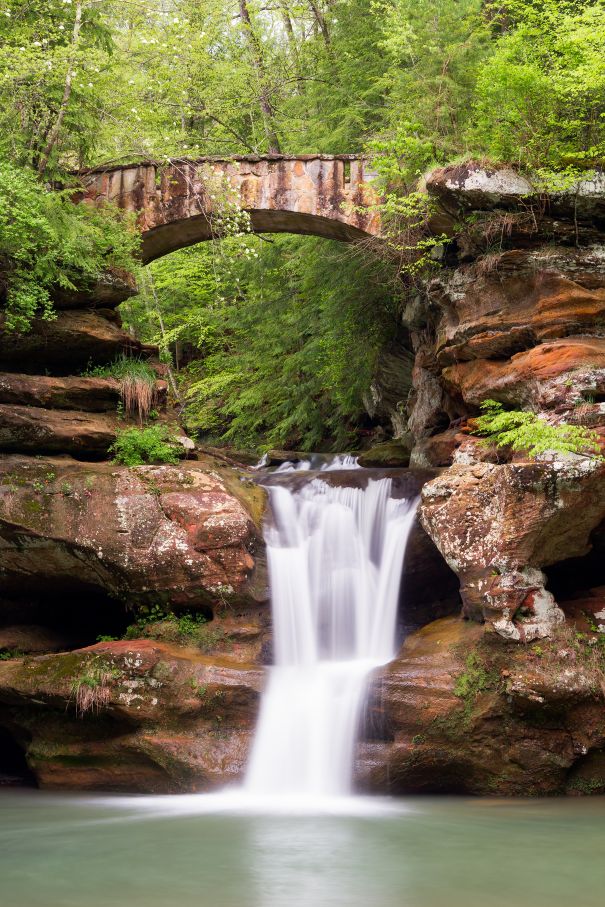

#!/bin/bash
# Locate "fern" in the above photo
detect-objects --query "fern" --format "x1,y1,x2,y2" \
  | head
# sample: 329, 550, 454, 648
475, 400, 601, 459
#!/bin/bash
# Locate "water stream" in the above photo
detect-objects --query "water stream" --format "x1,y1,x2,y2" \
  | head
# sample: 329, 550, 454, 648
246, 471, 417, 799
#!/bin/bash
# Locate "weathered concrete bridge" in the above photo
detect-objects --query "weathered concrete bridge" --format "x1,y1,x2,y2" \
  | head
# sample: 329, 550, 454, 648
80, 155, 381, 262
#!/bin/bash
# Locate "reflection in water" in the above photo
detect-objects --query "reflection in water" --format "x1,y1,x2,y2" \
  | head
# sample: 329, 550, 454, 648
1, 791, 605, 907
247, 818, 371, 907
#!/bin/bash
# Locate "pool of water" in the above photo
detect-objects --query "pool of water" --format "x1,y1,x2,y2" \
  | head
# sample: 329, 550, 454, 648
1, 789, 604, 907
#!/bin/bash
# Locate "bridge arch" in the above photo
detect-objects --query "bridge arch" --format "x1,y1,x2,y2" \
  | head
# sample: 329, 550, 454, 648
80, 155, 381, 263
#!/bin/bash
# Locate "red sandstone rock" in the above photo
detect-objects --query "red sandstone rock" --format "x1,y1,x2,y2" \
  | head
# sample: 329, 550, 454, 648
0, 639, 263, 792
443, 337, 605, 412
429, 249, 605, 366
419, 460, 605, 640
0, 373, 122, 411
357, 616, 605, 796
0, 455, 268, 612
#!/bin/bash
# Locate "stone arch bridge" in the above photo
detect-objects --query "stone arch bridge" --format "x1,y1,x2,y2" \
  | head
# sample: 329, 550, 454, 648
79, 155, 381, 263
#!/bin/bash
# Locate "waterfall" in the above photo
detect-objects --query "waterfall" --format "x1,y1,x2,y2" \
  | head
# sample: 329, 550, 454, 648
245, 474, 418, 798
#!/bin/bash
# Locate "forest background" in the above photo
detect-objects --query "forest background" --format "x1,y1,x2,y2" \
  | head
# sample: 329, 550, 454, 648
1, 0, 604, 450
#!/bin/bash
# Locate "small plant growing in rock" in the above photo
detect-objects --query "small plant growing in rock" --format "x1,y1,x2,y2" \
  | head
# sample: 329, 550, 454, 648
60, 481, 72, 496
86, 355, 158, 424
109, 425, 180, 467
0, 649, 23, 660
474, 400, 602, 459
190, 678, 208, 699
124, 603, 168, 638
70, 659, 121, 717
124, 608, 227, 652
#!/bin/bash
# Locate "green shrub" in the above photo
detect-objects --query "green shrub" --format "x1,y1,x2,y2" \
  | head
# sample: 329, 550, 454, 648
124, 609, 227, 652
0, 159, 140, 333
109, 425, 180, 467
474, 400, 601, 459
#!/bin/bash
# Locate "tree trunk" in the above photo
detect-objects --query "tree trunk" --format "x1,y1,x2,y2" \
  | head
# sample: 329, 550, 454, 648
308, 0, 331, 47
37, 0, 83, 176
238, 0, 282, 153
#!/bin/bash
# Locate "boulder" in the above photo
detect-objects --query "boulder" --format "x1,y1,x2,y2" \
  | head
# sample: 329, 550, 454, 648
357, 438, 412, 468
419, 459, 605, 640
0, 455, 268, 613
426, 162, 605, 225
0, 639, 263, 792
356, 615, 605, 796
426, 163, 534, 214
409, 429, 464, 468
0, 310, 146, 374
0, 404, 118, 456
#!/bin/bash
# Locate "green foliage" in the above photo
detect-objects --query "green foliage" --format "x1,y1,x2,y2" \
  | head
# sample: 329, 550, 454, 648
453, 651, 501, 722
109, 425, 180, 467
86, 355, 157, 422
475, 400, 601, 459
471, 1, 605, 169
123, 603, 168, 639
86, 355, 155, 384
0, 158, 140, 332
124, 608, 227, 652
0, 649, 23, 660
454, 653, 491, 701
123, 234, 400, 452
370, 0, 489, 182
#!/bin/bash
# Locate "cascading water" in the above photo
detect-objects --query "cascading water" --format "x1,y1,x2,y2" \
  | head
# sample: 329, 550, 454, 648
245, 472, 418, 799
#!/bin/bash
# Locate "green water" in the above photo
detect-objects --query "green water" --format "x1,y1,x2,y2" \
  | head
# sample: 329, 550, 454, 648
1, 789, 604, 907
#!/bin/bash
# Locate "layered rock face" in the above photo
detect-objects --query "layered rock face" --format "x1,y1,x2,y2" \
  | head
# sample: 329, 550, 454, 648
0, 455, 269, 790
392, 164, 605, 642
0, 639, 263, 792
0, 271, 272, 790
357, 615, 605, 797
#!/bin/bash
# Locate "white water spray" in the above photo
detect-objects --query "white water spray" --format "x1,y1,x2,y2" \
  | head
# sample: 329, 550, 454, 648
245, 474, 418, 798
